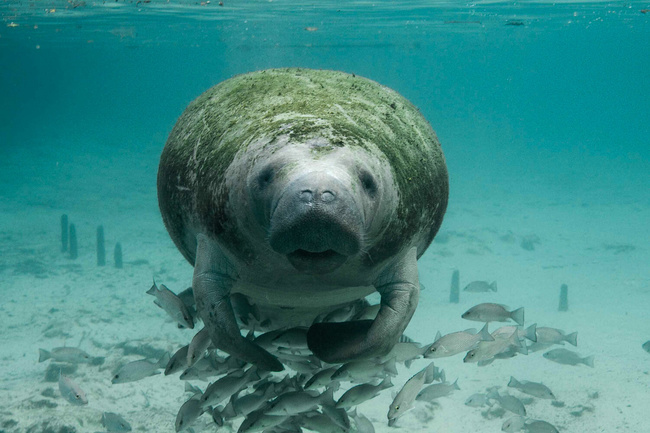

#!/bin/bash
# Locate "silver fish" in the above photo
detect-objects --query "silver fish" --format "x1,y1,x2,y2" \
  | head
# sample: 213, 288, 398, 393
508, 376, 555, 399
165, 345, 189, 375
643, 340, 650, 353
543, 348, 594, 367
535, 327, 577, 346
355, 303, 381, 321
425, 323, 494, 358
146, 280, 194, 329
101, 412, 132, 432
524, 420, 559, 433
271, 327, 309, 349
488, 391, 526, 416
187, 327, 212, 367
502, 415, 526, 432
238, 409, 288, 433
462, 303, 524, 325
332, 358, 397, 382
201, 368, 259, 408
58, 373, 88, 406
299, 411, 347, 433
415, 379, 460, 402
387, 367, 427, 425
320, 405, 351, 432
304, 367, 338, 390
465, 393, 488, 407
232, 386, 276, 417
463, 280, 497, 292
175, 397, 204, 432
336, 377, 392, 409
464, 331, 521, 363
492, 323, 537, 342
112, 353, 169, 384
350, 409, 375, 433
39, 347, 96, 364
266, 388, 333, 416
381, 341, 427, 366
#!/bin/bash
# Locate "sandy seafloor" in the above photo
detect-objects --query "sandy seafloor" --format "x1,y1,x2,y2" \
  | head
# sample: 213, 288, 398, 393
0, 139, 648, 433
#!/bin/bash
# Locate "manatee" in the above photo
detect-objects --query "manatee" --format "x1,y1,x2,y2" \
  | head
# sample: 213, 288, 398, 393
157, 68, 448, 371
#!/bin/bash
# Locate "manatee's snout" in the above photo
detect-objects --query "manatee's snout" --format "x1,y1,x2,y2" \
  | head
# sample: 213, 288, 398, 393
269, 172, 363, 274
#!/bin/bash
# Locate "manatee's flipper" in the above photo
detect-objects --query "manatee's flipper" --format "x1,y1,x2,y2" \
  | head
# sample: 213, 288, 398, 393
308, 247, 420, 363
192, 234, 283, 371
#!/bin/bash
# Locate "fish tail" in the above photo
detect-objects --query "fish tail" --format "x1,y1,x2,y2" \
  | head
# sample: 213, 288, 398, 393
510, 307, 525, 326
524, 323, 537, 342
157, 352, 171, 368
490, 281, 498, 292
507, 376, 520, 388
146, 279, 158, 295
452, 379, 460, 390
565, 332, 578, 346
582, 355, 595, 368
38, 349, 51, 363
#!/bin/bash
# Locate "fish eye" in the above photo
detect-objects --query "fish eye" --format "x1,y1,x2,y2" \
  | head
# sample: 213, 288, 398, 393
394, 405, 400, 410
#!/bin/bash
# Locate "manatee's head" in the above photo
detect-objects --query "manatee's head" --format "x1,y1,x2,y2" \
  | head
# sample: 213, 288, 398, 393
246, 136, 397, 275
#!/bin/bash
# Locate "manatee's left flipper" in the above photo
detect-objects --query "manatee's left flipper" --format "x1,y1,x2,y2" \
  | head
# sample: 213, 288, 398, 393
192, 234, 283, 371
308, 247, 420, 363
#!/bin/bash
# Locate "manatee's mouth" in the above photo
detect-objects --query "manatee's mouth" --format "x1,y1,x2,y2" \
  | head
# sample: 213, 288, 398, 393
286, 249, 348, 275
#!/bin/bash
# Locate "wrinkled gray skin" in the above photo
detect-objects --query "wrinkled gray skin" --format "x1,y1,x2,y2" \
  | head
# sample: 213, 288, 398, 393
158, 68, 448, 371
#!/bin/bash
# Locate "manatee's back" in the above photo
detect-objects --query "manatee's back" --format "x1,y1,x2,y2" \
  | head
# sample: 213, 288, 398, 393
158, 68, 448, 267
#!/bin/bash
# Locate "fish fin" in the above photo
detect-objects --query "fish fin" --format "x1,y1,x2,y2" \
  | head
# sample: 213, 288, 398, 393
478, 359, 494, 367
439, 369, 446, 383
38, 349, 51, 363
524, 323, 537, 342
404, 359, 413, 369
386, 357, 399, 376
510, 307, 525, 326
582, 355, 595, 368
490, 281, 498, 292
565, 332, 578, 346
381, 377, 394, 389
434, 331, 442, 342
146, 279, 158, 295
452, 379, 460, 390
320, 387, 336, 406
478, 323, 494, 341
157, 352, 171, 368
507, 376, 519, 388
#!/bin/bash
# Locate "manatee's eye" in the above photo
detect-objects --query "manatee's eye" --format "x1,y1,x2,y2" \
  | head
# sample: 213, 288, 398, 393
358, 170, 377, 197
257, 166, 274, 189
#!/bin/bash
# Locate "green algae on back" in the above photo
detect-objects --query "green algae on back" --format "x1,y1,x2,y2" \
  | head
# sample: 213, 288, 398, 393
158, 68, 447, 266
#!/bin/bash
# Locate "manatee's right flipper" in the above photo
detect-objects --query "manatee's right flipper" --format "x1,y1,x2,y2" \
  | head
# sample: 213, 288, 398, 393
308, 246, 420, 363
192, 234, 283, 372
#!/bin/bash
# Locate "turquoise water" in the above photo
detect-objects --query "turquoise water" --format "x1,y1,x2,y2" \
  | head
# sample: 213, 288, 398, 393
1, 1, 649, 432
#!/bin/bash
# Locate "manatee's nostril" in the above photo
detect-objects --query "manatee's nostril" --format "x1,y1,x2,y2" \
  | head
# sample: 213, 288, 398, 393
321, 191, 335, 203
300, 190, 313, 202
